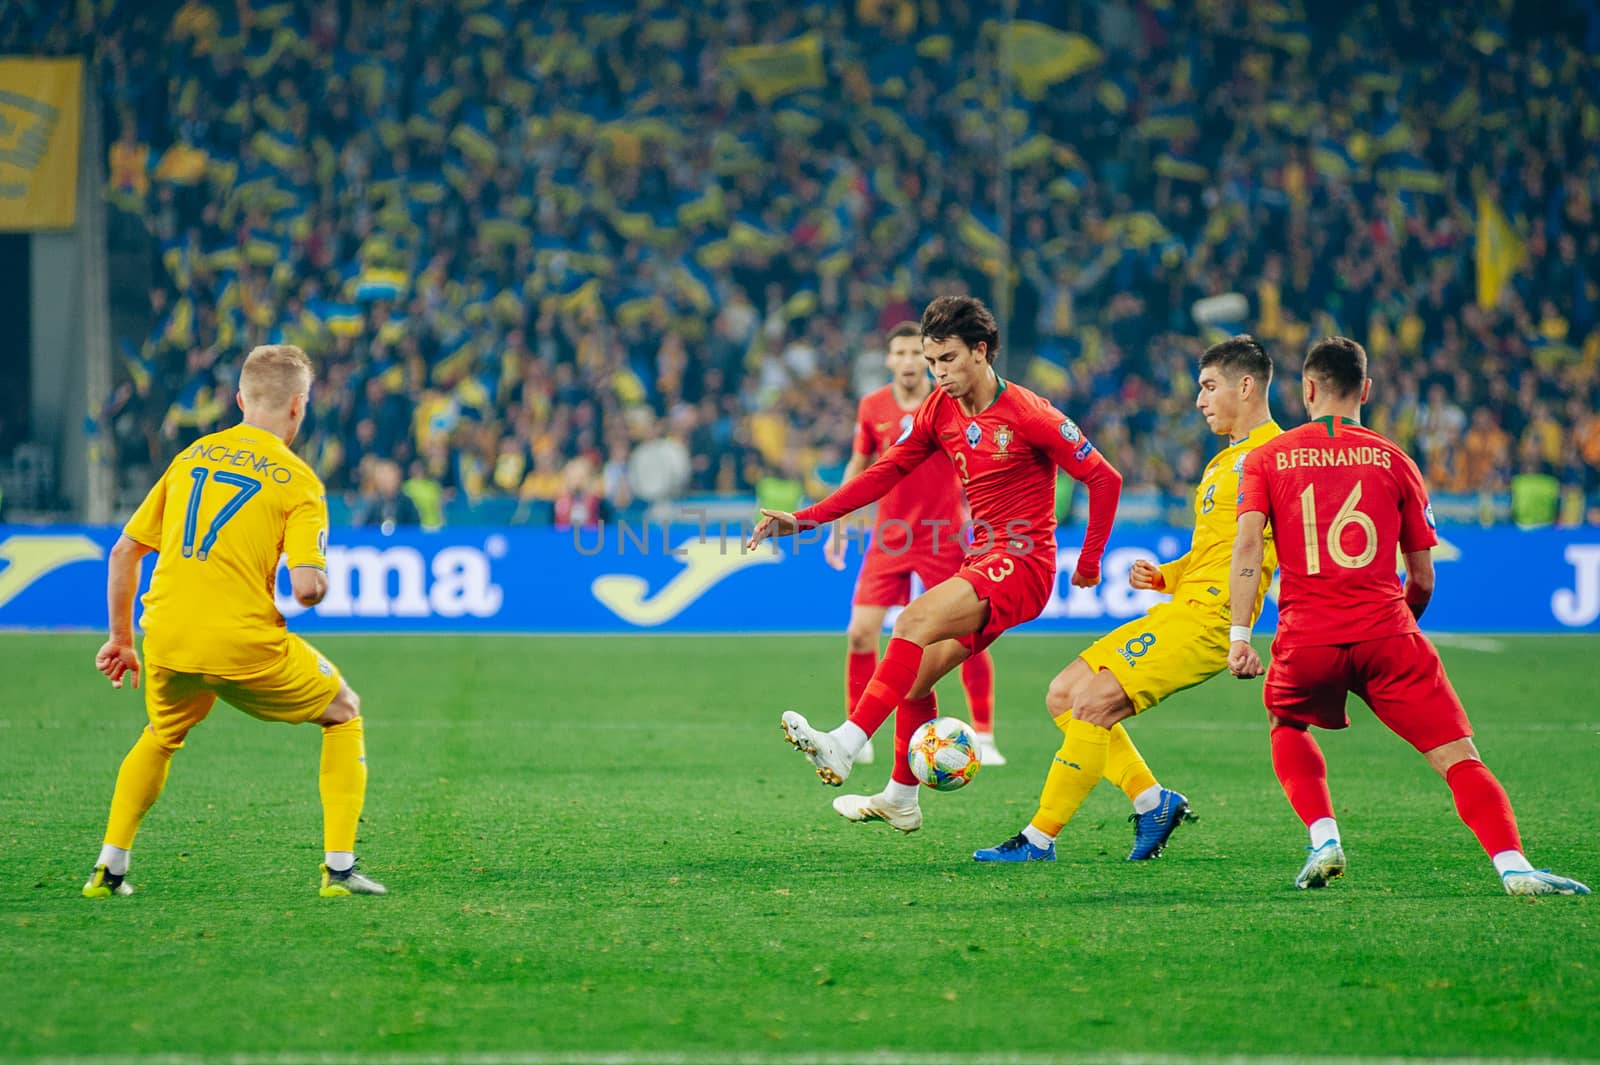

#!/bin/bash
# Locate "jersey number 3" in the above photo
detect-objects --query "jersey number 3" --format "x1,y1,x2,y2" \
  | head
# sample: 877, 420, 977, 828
183, 467, 263, 561
1298, 482, 1377, 575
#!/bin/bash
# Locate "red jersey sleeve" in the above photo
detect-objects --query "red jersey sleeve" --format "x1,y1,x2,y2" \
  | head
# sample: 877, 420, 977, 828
1025, 403, 1123, 579
1395, 451, 1439, 553
795, 395, 940, 526
1238, 448, 1272, 518
852, 396, 875, 458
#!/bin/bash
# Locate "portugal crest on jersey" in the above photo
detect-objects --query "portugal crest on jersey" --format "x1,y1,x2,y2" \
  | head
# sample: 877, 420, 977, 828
965, 421, 981, 447
994, 425, 1012, 454
1059, 418, 1081, 443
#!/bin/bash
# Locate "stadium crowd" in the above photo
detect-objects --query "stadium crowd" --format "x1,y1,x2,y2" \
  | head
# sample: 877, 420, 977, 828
13, 0, 1600, 526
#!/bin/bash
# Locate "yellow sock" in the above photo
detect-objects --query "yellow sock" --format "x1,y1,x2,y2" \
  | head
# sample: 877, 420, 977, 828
1051, 710, 1074, 735
320, 718, 367, 853
104, 727, 177, 850
1030, 718, 1112, 836
1105, 724, 1159, 802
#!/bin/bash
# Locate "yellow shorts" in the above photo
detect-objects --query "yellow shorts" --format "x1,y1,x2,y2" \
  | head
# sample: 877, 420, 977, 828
144, 634, 343, 746
1078, 600, 1230, 713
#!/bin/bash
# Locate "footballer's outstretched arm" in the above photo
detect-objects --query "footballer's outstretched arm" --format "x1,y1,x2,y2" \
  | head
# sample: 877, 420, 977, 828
1401, 549, 1435, 621
96, 535, 153, 689
1228, 511, 1268, 678
748, 421, 936, 548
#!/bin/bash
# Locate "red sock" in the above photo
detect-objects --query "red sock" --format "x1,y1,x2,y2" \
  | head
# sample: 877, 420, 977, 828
846, 650, 877, 716
847, 637, 924, 738
1445, 759, 1523, 858
1271, 724, 1335, 826
960, 650, 994, 733
892, 693, 939, 786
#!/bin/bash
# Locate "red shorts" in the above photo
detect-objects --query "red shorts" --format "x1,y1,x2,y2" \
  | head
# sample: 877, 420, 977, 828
951, 548, 1054, 656
1264, 633, 1473, 753
852, 546, 967, 607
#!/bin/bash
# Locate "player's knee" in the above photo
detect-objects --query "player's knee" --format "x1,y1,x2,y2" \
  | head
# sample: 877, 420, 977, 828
888, 607, 933, 645
1422, 737, 1479, 777
845, 625, 878, 654
319, 686, 361, 726
1076, 672, 1132, 727
1045, 671, 1076, 718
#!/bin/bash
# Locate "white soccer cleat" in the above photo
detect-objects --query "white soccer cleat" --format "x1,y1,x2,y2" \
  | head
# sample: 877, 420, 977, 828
779, 710, 854, 786
320, 862, 388, 897
833, 791, 922, 834
975, 734, 1006, 767
856, 738, 876, 765
1502, 869, 1591, 897
1295, 840, 1346, 889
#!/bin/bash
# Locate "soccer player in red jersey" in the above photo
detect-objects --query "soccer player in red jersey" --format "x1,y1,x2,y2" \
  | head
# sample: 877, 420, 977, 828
749, 296, 1123, 832
1229, 337, 1589, 896
824, 321, 1003, 778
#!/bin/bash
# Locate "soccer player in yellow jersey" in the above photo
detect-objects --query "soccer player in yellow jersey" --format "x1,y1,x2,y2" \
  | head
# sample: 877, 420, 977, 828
976, 335, 1282, 863
84, 344, 385, 898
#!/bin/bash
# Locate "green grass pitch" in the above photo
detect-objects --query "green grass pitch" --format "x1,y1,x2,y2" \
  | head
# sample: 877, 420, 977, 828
0, 633, 1595, 1063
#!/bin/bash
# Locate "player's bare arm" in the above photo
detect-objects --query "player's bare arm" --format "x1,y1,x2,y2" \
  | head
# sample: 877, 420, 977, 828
1401, 548, 1435, 621
96, 535, 153, 690
1129, 558, 1166, 591
1228, 512, 1267, 678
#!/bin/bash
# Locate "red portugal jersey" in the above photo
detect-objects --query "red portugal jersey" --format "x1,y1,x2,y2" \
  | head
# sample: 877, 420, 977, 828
1238, 416, 1438, 649
853, 385, 968, 555
798, 378, 1121, 578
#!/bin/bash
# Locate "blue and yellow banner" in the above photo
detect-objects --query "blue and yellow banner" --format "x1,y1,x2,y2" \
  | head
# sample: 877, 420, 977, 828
0, 58, 82, 230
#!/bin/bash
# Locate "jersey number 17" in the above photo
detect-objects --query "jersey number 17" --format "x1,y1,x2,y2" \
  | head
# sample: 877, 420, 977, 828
182, 467, 263, 561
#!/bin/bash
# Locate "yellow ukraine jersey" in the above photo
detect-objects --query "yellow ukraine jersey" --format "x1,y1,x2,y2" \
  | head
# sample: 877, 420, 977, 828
1158, 420, 1282, 621
124, 422, 328, 675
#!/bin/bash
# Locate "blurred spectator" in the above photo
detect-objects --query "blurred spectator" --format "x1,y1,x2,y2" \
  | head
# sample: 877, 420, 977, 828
403, 459, 445, 530
353, 459, 422, 529
1510, 459, 1561, 528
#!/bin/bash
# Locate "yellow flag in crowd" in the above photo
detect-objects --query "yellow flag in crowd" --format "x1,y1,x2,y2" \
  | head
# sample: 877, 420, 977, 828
1475, 193, 1523, 310
722, 34, 825, 105
994, 21, 1103, 100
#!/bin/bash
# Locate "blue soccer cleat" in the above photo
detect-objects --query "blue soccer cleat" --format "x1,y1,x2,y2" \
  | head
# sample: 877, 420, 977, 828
1295, 840, 1347, 889
1502, 869, 1591, 897
973, 832, 1055, 863
1126, 788, 1196, 860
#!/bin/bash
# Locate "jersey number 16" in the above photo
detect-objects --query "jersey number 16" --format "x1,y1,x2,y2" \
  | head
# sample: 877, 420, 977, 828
1298, 482, 1377, 575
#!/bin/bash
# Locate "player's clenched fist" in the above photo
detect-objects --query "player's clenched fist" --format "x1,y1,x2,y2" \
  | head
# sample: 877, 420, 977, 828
1129, 559, 1165, 591
1228, 640, 1264, 679
96, 640, 142, 689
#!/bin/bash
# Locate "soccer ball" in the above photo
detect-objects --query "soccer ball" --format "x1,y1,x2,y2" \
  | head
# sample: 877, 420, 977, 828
907, 716, 982, 791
